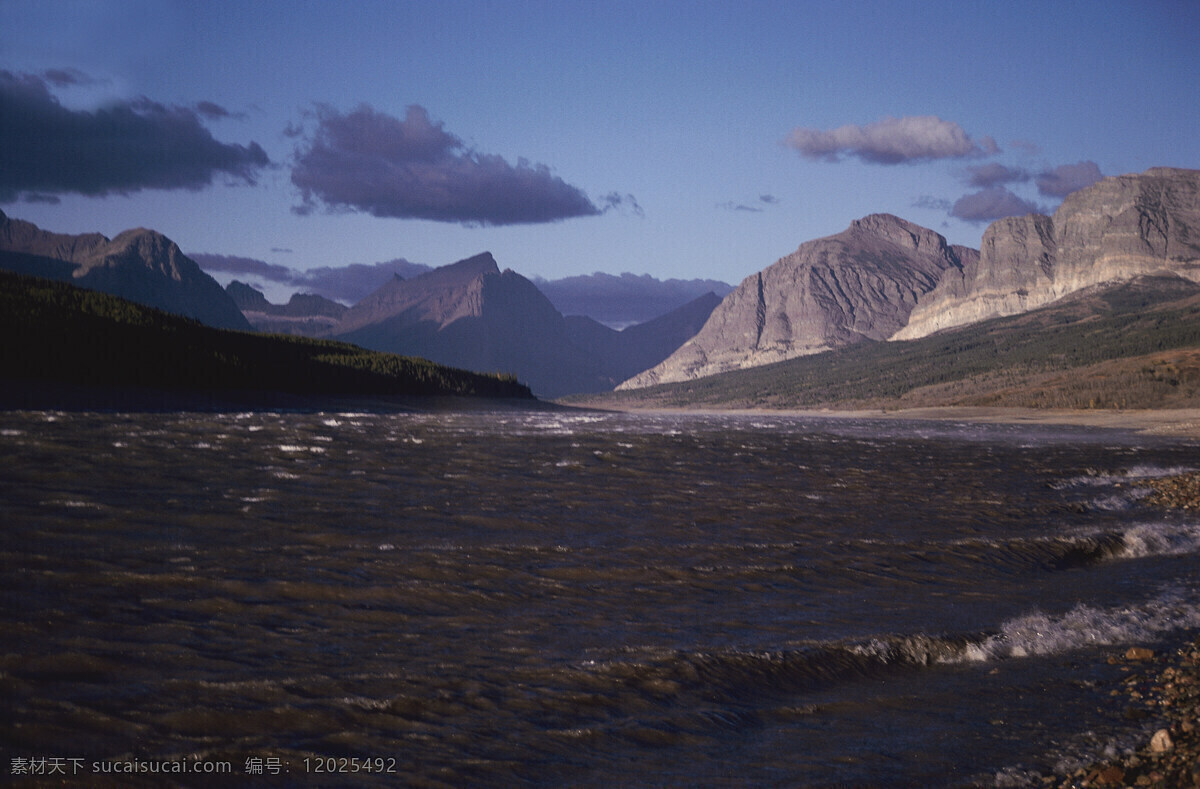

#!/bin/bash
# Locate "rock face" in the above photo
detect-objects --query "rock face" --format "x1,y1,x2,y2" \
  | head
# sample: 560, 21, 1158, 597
619, 214, 973, 388
0, 210, 250, 331
895, 167, 1200, 339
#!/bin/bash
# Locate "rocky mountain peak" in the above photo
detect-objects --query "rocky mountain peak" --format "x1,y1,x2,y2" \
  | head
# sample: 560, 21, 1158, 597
0, 213, 249, 330
848, 213, 949, 254
619, 215, 965, 389
81, 228, 191, 281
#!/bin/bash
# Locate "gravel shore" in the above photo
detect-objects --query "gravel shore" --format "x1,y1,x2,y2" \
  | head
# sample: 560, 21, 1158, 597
1048, 639, 1200, 788
1046, 472, 1200, 788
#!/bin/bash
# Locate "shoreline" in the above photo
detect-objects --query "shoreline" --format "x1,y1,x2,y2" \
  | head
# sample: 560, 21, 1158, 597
563, 403, 1200, 439
1048, 636, 1200, 788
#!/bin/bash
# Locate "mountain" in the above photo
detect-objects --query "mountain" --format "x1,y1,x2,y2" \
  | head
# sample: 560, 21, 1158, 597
333, 253, 723, 398
620, 214, 975, 389
894, 167, 1200, 339
0, 268, 532, 408
227, 280, 347, 336
227, 279, 273, 311
569, 273, 1200, 412
564, 291, 724, 384
335, 253, 612, 398
534, 272, 734, 328
0, 210, 250, 331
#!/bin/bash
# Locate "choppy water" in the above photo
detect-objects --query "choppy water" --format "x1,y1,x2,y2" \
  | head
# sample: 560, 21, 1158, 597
2, 408, 1199, 787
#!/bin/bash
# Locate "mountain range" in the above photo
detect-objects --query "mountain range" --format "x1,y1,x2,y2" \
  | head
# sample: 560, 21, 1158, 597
621, 167, 1200, 392
0, 210, 249, 331
0, 213, 723, 399
4, 166, 1198, 407
330, 252, 721, 398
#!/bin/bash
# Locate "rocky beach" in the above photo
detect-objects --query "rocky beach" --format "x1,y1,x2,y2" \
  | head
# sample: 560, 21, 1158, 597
1049, 472, 1200, 788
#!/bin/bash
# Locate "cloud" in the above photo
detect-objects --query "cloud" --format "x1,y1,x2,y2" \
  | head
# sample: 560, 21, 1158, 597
1035, 161, 1103, 197
290, 104, 612, 225
297, 259, 432, 302
965, 163, 1030, 188
717, 194, 780, 213
786, 115, 998, 164
912, 195, 952, 211
194, 100, 246, 121
1010, 139, 1040, 156
600, 192, 644, 217
191, 253, 432, 304
40, 68, 102, 88
950, 187, 1047, 223
0, 70, 269, 202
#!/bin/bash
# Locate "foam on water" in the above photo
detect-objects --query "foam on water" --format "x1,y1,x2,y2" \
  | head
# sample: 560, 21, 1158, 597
957, 585, 1200, 663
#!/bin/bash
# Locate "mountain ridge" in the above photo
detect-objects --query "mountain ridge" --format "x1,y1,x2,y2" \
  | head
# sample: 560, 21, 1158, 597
894, 166, 1200, 339
0, 210, 249, 330
620, 213, 974, 389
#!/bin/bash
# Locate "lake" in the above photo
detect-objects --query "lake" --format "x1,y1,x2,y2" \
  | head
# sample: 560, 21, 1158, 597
2, 408, 1198, 786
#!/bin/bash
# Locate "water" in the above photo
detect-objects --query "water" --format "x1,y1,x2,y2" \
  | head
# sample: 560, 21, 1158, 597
1, 408, 1198, 786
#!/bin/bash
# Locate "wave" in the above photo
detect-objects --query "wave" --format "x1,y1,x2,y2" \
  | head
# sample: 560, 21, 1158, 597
570, 585, 1200, 724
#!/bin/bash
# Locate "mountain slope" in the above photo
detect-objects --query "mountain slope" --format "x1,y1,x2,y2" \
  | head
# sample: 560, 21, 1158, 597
895, 167, 1200, 339
335, 253, 611, 398
0, 269, 532, 406
0, 210, 250, 330
564, 291, 724, 385
570, 274, 1200, 411
620, 214, 974, 389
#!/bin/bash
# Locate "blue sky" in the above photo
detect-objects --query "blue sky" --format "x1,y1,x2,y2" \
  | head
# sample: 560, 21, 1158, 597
2, 0, 1198, 296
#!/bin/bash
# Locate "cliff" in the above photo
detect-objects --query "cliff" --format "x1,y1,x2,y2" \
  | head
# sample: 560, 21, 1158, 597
619, 214, 972, 388
895, 167, 1200, 339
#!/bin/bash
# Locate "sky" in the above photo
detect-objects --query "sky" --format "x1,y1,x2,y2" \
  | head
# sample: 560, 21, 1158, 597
2, 0, 1198, 299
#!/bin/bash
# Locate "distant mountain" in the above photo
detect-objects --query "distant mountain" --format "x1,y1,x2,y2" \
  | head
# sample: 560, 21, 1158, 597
0, 268, 533, 408
534, 272, 734, 328
565, 292, 723, 384
227, 280, 347, 336
333, 252, 721, 398
335, 253, 609, 398
0, 210, 249, 331
621, 214, 973, 389
895, 167, 1200, 339
572, 273, 1200, 411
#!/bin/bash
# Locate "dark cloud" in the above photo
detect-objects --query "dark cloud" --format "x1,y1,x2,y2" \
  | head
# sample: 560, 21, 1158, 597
1035, 161, 1103, 197
950, 187, 1047, 223
786, 115, 998, 164
912, 195, 952, 211
270, 247, 294, 254
194, 100, 246, 121
0, 70, 269, 202
965, 163, 1030, 188
290, 104, 612, 226
40, 68, 102, 88
191, 253, 432, 304
600, 192, 644, 217
759, 194, 779, 205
